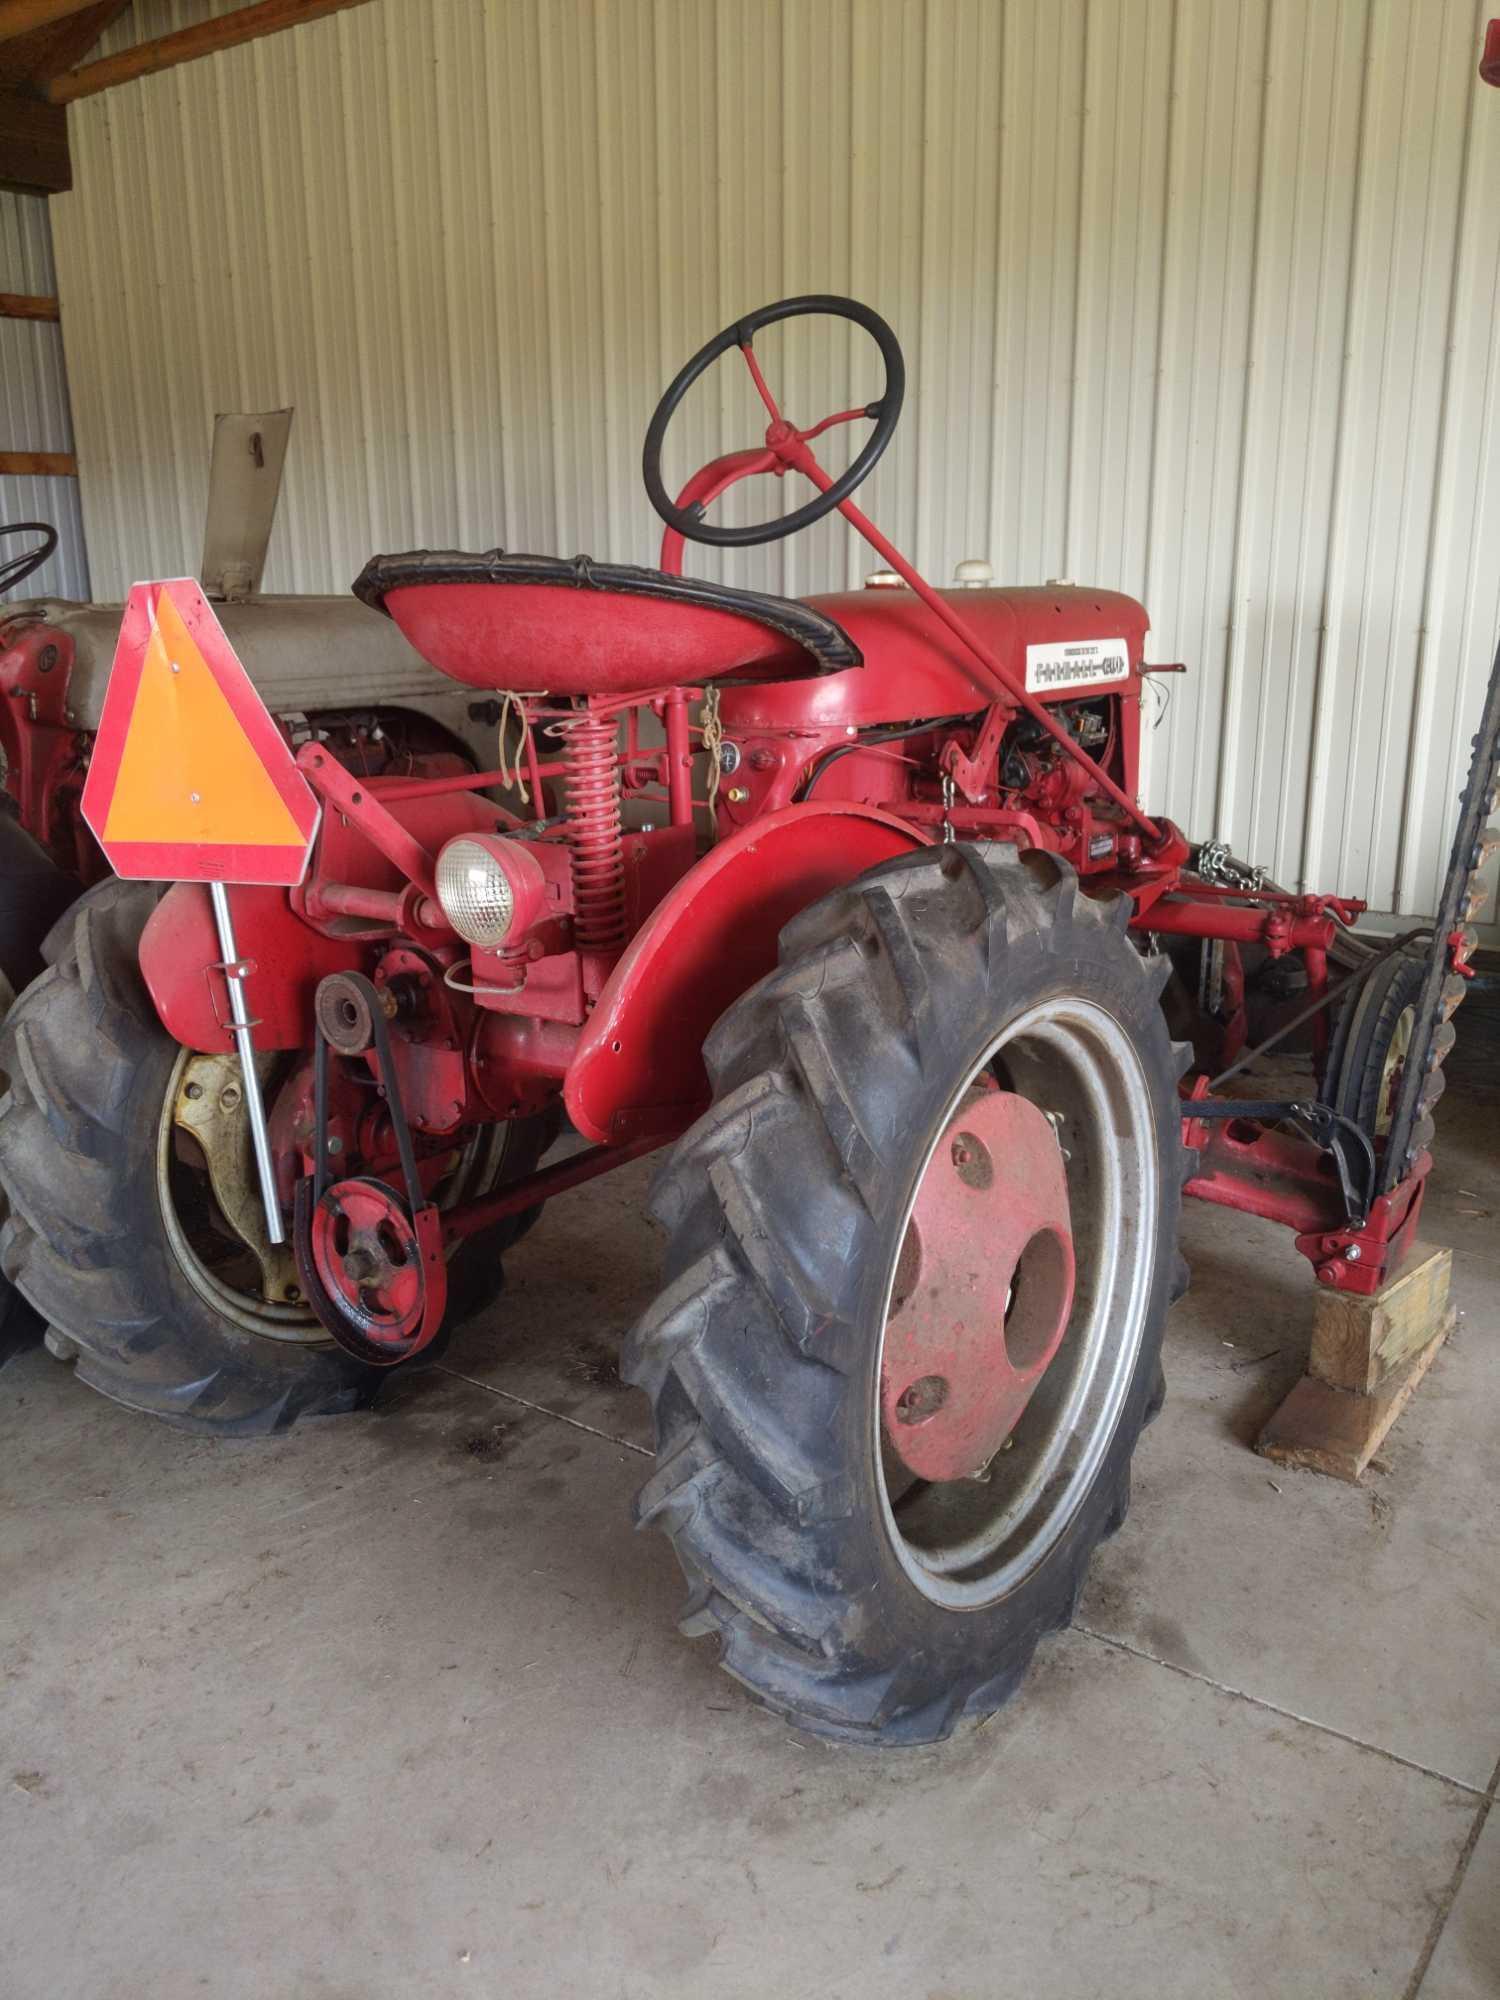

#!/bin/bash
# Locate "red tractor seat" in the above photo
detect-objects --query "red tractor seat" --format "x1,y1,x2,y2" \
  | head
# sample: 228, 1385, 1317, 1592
352, 550, 863, 697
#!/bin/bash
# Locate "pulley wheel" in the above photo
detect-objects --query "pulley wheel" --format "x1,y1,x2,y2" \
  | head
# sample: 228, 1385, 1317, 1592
302, 1175, 438, 1365
315, 972, 382, 1056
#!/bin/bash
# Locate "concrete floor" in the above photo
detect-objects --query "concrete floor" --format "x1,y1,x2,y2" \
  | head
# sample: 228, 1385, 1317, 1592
2, 1036, 1498, 1999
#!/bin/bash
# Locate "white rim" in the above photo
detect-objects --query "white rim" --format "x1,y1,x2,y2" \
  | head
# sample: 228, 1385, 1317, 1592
874, 997, 1158, 1610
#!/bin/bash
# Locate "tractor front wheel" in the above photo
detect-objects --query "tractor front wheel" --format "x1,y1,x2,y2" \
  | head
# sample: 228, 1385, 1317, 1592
624, 844, 1189, 1745
1322, 948, 1430, 1138
0, 880, 549, 1434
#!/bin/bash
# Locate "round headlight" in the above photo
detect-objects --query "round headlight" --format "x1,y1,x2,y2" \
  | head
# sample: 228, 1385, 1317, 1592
435, 837, 518, 946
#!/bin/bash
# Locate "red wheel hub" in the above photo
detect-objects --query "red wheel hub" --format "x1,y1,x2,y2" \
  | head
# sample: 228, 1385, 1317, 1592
307, 1176, 435, 1362
880, 1088, 1076, 1484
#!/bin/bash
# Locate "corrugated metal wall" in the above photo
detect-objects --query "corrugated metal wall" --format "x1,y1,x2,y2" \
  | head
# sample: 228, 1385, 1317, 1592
0, 191, 89, 602
48, 0, 1500, 921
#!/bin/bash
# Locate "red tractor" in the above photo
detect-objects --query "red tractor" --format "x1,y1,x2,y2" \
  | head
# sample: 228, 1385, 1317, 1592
0, 496, 539, 1358
2, 297, 1492, 1745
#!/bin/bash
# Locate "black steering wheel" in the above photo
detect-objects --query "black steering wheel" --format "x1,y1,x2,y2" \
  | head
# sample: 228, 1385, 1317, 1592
642, 295, 905, 548
0, 521, 59, 597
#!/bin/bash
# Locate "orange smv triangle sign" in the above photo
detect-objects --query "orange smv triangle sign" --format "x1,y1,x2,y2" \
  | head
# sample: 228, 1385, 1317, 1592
82, 579, 319, 886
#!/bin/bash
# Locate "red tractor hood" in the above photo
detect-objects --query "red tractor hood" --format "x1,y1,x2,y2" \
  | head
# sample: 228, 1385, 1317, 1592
716, 584, 1150, 732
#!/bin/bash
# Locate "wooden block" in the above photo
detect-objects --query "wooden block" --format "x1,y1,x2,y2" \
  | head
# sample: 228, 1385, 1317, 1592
1308, 1241, 1451, 1395
0, 88, 70, 195
1256, 1314, 1452, 1483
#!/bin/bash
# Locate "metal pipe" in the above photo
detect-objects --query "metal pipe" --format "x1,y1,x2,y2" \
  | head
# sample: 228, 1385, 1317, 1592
441, 1132, 668, 1244
1144, 898, 1335, 950
376, 760, 567, 802
664, 689, 694, 826
208, 880, 285, 1246
311, 881, 408, 925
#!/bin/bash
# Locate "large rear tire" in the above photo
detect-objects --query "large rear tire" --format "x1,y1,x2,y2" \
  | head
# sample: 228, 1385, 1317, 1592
624, 844, 1189, 1745
0, 879, 548, 1433
0, 813, 80, 1370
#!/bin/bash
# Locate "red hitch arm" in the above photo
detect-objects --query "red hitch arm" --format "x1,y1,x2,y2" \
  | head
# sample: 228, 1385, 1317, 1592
296, 742, 440, 904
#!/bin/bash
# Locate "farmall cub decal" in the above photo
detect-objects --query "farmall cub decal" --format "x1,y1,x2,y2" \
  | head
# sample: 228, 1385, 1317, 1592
1024, 636, 1131, 694
81, 578, 319, 886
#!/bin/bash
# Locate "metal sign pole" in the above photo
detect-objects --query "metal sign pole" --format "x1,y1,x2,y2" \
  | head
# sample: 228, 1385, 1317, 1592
208, 878, 286, 1246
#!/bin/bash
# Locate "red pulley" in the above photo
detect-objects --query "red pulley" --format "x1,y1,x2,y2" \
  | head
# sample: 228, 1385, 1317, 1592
297, 1175, 447, 1367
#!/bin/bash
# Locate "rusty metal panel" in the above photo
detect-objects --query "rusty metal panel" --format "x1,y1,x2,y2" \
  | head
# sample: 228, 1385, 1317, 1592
46, 0, 1500, 922
0, 190, 88, 602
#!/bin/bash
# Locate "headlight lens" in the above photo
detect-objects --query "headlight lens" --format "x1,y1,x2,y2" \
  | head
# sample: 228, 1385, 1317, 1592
435, 837, 516, 946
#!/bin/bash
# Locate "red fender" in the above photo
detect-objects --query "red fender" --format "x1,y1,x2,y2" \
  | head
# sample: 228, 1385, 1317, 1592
565, 802, 930, 1144
141, 882, 362, 1054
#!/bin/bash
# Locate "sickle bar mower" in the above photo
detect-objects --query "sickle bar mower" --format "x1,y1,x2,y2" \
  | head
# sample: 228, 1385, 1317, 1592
2, 287, 1493, 1748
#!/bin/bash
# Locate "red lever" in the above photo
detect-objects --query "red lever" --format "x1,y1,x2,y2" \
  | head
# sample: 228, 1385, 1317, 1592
1482, 19, 1500, 86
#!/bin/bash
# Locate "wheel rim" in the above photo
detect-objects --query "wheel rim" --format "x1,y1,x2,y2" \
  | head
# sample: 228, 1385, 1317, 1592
1375, 1005, 1415, 1137
157, 1047, 323, 1341
874, 996, 1158, 1610
156, 1047, 518, 1346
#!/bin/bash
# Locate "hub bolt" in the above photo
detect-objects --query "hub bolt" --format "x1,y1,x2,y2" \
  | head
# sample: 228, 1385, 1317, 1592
950, 1131, 994, 1190
896, 1374, 949, 1424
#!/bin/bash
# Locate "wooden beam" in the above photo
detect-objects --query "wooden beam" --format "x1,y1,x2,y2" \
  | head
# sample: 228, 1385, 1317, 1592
0, 289, 59, 319
0, 1, 98, 46
48, 0, 377, 104
0, 449, 76, 475
0, 86, 67, 191
0, 2, 130, 87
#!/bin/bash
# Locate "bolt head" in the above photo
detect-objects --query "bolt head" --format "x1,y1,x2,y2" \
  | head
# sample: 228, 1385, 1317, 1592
896, 1374, 949, 1424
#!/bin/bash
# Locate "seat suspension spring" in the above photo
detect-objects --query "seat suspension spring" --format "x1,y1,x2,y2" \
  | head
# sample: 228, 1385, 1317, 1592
557, 707, 627, 950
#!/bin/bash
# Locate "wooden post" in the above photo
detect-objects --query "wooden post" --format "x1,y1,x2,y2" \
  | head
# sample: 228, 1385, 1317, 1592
1257, 1242, 1454, 1482
0, 88, 70, 193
